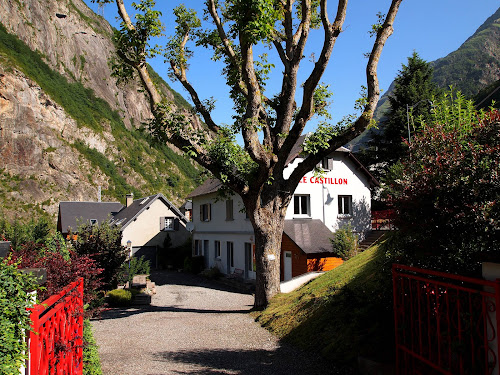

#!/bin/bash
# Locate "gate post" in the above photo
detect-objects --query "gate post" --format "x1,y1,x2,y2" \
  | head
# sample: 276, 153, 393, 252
482, 262, 500, 375
392, 264, 400, 375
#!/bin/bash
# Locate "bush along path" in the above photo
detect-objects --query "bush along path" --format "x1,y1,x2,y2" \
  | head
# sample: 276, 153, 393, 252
91, 270, 338, 375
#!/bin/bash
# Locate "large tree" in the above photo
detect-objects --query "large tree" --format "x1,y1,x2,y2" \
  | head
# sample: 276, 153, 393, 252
94, 0, 402, 308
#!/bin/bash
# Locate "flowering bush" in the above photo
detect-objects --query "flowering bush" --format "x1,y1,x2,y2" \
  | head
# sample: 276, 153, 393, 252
9, 242, 103, 314
385, 99, 499, 273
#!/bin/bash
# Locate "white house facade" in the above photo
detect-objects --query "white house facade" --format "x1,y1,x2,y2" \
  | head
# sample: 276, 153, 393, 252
187, 143, 378, 281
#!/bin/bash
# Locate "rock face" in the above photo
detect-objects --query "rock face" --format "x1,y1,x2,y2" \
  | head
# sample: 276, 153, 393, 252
0, 0, 196, 221
0, 0, 159, 128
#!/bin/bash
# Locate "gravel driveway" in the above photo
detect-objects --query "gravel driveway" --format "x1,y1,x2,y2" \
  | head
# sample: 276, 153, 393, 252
91, 270, 335, 375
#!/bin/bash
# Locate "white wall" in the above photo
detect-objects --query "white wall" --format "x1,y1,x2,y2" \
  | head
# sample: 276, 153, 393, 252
284, 152, 372, 234
190, 150, 373, 276
121, 198, 190, 249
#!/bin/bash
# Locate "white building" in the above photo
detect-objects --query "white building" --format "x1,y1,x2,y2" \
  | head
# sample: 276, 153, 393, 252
186, 139, 378, 281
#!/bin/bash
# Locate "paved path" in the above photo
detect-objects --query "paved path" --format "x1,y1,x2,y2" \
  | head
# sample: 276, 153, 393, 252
91, 271, 336, 375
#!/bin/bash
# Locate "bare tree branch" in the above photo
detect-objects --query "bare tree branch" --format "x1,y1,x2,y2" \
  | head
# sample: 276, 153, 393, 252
288, 0, 403, 186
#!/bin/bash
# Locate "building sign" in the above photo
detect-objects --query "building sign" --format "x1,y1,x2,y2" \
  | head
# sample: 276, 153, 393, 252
299, 176, 348, 185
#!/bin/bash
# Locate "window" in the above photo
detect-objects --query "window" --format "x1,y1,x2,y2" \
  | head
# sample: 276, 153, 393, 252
338, 195, 352, 215
321, 157, 331, 171
293, 195, 310, 216
160, 217, 178, 231
226, 199, 234, 221
194, 239, 202, 256
214, 240, 221, 258
89, 219, 98, 226
200, 203, 211, 222
227, 242, 234, 268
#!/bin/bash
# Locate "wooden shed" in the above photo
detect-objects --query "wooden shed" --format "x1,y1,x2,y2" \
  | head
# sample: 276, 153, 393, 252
280, 219, 343, 281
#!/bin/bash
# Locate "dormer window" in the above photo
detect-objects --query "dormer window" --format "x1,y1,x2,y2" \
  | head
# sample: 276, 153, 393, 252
321, 157, 332, 171
161, 217, 178, 231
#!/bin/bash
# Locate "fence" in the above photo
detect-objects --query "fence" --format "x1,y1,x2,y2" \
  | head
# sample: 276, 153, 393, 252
372, 209, 396, 230
393, 264, 500, 375
28, 278, 84, 375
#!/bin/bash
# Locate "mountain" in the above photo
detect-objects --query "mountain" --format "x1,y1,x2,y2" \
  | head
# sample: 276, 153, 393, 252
0, 0, 200, 221
432, 7, 500, 98
349, 7, 500, 152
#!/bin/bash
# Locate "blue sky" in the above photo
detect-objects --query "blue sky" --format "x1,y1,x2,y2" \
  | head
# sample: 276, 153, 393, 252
85, 1, 499, 133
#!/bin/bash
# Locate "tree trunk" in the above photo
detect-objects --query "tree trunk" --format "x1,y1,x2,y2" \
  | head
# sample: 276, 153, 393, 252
249, 194, 289, 310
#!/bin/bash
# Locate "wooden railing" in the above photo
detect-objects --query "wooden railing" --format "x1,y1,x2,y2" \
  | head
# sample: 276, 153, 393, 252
28, 278, 84, 375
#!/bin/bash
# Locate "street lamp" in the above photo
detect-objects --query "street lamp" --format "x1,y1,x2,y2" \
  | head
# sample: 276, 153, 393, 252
406, 99, 434, 142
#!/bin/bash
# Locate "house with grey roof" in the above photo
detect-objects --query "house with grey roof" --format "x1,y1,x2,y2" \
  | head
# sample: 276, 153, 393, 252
186, 136, 378, 281
57, 193, 190, 268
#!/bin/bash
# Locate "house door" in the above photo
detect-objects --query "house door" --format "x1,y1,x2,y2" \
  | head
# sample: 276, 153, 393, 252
244, 243, 251, 279
226, 242, 233, 274
203, 240, 209, 268
284, 251, 292, 281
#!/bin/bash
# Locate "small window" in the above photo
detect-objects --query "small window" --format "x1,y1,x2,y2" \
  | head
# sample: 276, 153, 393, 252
161, 217, 178, 231
89, 219, 98, 226
338, 195, 353, 215
200, 203, 211, 222
321, 157, 331, 171
226, 199, 234, 221
293, 195, 310, 216
215, 240, 221, 258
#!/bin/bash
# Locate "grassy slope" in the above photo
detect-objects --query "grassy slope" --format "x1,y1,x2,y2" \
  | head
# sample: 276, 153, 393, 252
254, 243, 394, 370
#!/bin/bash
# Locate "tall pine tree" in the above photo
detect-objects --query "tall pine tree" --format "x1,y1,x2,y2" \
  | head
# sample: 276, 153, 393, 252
368, 52, 437, 167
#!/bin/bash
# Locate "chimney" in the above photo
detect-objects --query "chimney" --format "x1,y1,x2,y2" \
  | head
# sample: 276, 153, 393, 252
126, 193, 134, 207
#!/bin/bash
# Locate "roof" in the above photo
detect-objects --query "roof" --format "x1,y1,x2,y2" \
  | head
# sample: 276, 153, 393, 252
186, 179, 224, 199
111, 193, 188, 229
283, 219, 334, 254
58, 201, 123, 234
187, 135, 378, 199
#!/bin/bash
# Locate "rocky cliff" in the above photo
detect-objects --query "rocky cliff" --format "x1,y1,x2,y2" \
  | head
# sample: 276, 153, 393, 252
0, 0, 199, 221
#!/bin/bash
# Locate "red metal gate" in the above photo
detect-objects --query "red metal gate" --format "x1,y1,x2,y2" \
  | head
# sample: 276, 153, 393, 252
393, 264, 500, 375
28, 278, 84, 375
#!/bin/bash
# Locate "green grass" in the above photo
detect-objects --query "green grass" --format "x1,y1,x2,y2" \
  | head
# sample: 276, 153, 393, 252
254, 243, 394, 370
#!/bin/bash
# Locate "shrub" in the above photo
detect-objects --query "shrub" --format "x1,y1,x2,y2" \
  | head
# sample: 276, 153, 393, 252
191, 256, 205, 274
83, 320, 102, 375
0, 258, 38, 374
330, 224, 358, 260
107, 288, 134, 306
201, 266, 222, 280
385, 93, 500, 274
72, 220, 127, 289
116, 255, 151, 285
9, 242, 103, 316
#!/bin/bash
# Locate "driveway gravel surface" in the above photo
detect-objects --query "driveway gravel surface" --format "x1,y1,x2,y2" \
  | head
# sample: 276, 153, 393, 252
91, 270, 336, 375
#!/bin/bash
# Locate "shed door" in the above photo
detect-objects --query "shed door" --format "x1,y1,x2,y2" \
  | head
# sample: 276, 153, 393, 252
284, 251, 292, 281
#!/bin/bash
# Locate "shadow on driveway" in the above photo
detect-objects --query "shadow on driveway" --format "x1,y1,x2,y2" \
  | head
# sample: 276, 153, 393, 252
152, 347, 342, 375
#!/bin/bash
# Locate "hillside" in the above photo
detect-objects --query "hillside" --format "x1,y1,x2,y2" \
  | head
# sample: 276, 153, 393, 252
0, 0, 200, 221
349, 7, 500, 151
432, 7, 500, 98
254, 244, 394, 372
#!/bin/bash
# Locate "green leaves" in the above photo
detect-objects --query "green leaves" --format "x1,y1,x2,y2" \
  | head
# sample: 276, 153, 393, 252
206, 126, 257, 184
0, 258, 38, 374
165, 5, 201, 71
225, 0, 283, 45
